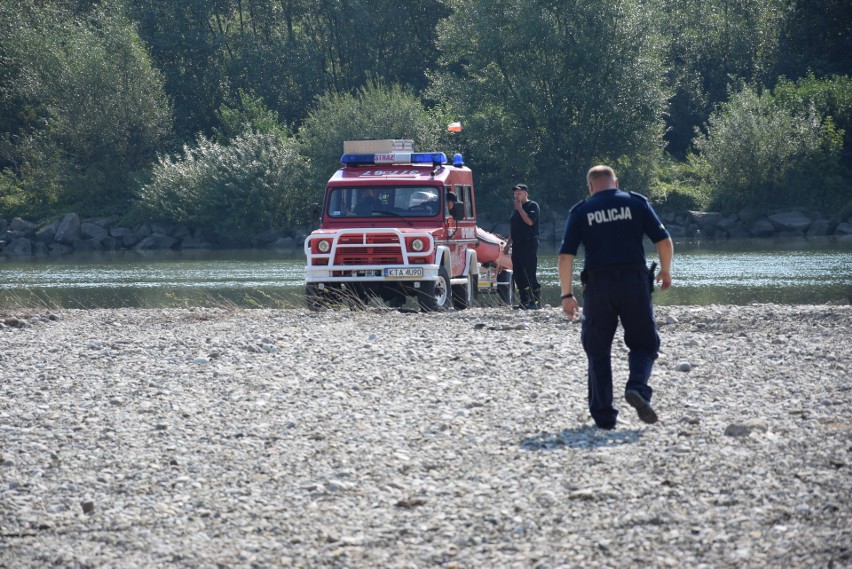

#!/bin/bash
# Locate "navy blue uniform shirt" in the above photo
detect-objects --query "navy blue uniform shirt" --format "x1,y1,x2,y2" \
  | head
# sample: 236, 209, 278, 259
510, 201, 540, 241
559, 189, 669, 270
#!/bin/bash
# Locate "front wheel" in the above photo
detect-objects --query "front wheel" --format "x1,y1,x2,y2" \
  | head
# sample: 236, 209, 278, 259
452, 273, 478, 310
418, 266, 451, 312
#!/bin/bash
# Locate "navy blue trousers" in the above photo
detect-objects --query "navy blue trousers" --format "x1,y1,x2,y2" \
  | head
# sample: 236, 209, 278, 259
580, 268, 659, 428
511, 239, 540, 304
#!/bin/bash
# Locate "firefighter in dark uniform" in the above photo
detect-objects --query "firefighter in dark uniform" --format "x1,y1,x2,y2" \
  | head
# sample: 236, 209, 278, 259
558, 165, 673, 429
503, 183, 541, 309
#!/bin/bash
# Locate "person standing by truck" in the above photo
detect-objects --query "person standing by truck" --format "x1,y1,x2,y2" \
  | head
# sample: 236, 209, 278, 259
503, 183, 541, 309
558, 165, 673, 429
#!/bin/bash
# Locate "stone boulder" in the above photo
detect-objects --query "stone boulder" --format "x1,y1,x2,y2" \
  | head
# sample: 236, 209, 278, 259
689, 211, 723, 231
54, 213, 82, 244
4, 230, 27, 241
72, 238, 104, 252
81, 222, 109, 240
665, 224, 687, 238
85, 217, 115, 230
10, 217, 36, 235
110, 227, 138, 247
134, 234, 178, 250
807, 220, 834, 237
2, 237, 33, 256
835, 222, 852, 236
134, 224, 153, 241
750, 219, 776, 237
768, 211, 812, 232
36, 220, 60, 243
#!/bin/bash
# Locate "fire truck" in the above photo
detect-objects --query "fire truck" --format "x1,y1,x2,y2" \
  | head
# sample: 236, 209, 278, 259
304, 140, 513, 310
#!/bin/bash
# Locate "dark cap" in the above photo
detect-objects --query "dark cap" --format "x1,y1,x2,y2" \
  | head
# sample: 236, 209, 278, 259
513, 183, 528, 193
446, 191, 458, 202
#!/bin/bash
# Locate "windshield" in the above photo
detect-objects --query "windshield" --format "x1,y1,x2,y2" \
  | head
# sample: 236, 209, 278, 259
327, 186, 441, 218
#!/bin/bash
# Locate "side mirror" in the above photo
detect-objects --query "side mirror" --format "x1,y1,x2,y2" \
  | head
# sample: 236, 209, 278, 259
452, 202, 464, 221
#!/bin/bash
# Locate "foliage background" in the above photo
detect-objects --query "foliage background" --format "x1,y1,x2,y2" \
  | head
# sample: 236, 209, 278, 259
0, 0, 850, 235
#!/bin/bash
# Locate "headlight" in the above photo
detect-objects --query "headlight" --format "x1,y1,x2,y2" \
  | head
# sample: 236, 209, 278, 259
317, 239, 331, 253
410, 238, 424, 252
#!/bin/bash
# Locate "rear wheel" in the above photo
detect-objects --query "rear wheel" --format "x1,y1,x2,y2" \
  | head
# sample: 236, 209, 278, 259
418, 266, 450, 312
497, 270, 513, 306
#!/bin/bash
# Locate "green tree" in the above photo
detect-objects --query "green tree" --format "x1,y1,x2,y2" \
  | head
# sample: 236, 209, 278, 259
774, 0, 852, 80
127, 0, 228, 139
214, 88, 287, 144
429, 0, 670, 219
0, 0, 171, 215
298, 81, 454, 192
127, 0, 449, 141
660, 0, 790, 157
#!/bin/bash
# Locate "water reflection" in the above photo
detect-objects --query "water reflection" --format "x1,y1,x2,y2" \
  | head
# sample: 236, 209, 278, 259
1, 239, 849, 308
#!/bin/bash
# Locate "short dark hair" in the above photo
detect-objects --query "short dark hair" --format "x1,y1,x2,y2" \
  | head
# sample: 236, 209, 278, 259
513, 183, 528, 192
446, 191, 458, 202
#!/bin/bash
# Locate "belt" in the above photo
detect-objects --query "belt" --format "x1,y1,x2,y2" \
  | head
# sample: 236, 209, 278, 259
587, 263, 646, 274
581, 263, 647, 285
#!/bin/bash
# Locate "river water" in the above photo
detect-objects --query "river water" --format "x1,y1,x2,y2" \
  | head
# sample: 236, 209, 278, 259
1, 238, 849, 309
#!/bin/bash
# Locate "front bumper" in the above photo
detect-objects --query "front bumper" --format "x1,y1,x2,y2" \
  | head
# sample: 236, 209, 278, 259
304, 228, 439, 284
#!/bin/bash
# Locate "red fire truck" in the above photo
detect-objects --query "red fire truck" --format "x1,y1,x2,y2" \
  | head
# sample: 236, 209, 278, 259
304, 140, 513, 310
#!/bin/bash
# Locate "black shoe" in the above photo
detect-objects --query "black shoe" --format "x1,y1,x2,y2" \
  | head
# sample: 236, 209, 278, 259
625, 390, 658, 424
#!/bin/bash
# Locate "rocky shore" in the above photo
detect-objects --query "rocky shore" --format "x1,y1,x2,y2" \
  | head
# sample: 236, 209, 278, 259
1, 305, 850, 568
0, 213, 303, 257
2, 207, 851, 258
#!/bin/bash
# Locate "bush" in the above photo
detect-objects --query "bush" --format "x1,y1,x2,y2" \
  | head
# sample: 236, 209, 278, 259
137, 133, 309, 236
648, 156, 710, 214
692, 84, 844, 213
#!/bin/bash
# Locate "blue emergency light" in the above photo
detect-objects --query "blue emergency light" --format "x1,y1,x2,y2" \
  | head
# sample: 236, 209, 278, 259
340, 152, 448, 166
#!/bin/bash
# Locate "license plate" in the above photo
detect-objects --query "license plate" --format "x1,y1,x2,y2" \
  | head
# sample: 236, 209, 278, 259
384, 267, 423, 279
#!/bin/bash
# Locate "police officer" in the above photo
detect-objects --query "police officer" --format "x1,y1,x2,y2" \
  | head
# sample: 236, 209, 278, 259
558, 165, 673, 429
503, 183, 541, 309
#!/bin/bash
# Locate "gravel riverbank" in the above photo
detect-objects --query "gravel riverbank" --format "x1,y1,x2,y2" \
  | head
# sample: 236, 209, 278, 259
1, 304, 850, 568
